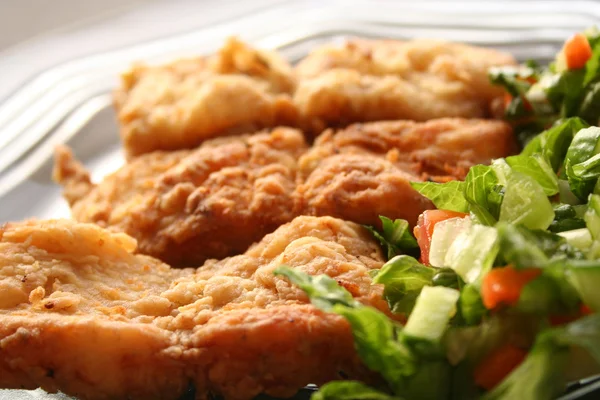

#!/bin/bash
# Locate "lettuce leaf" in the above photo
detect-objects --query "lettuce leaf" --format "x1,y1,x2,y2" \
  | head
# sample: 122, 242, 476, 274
521, 118, 589, 172
273, 266, 358, 311
312, 381, 402, 400
565, 126, 600, 200
483, 314, 600, 400
464, 165, 503, 225
505, 154, 559, 196
495, 222, 583, 269
364, 217, 419, 260
371, 255, 435, 314
410, 181, 469, 213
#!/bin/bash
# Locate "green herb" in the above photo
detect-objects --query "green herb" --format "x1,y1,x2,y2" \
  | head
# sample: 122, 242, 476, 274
371, 255, 435, 314
409, 181, 469, 213
364, 216, 419, 259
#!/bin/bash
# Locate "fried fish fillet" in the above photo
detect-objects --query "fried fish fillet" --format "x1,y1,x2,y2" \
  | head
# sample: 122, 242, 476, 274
294, 39, 516, 130
294, 118, 517, 226
298, 118, 517, 180
53, 127, 308, 267
0, 216, 386, 400
115, 37, 298, 158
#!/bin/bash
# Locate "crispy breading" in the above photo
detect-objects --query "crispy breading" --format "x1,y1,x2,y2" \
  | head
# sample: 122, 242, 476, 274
114, 38, 299, 158
295, 154, 433, 226
0, 216, 386, 400
53, 128, 308, 267
294, 118, 516, 226
55, 119, 516, 263
294, 39, 516, 129
298, 118, 517, 181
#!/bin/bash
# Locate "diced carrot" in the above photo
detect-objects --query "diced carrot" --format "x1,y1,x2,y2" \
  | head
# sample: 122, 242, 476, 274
581, 303, 593, 315
549, 313, 580, 326
415, 209, 469, 265
549, 303, 594, 326
503, 92, 513, 110
481, 266, 542, 310
563, 33, 593, 70
474, 344, 527, 390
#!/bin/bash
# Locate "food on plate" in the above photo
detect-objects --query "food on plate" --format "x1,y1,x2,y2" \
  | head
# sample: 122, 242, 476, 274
296, 154, 433, 227
0, 216, 389, 400
490, 28, 600, 146
295, 118, 516, 227
5, 28, 600, 400
115, 37, 517, 158
294, 39, 516, 130
114, 37, 298, 158
55, 118, 517, 264
53, 127, 307, 267
297, 118, 517, 181
281, 115, 600, 399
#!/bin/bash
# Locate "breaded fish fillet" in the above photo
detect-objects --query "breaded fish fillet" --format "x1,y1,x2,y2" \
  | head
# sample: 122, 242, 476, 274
0, 216, 386, 400
298, 118, 517, 181
55, 120, 517, 262
295, 154, 433, 227
53, 128, 308, 267
294, 39, 516, 130
294, 118, 516, 226
114, 38, 298, 158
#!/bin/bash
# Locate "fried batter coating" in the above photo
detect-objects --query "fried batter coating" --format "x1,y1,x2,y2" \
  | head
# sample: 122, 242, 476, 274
294, 118, 516, 226
114, 38, 298, 158
0, 216, 386, 400
294, 39, 516, 129
298, 118, 517, 180
53, 128, 308, 267
295, 154, 432, 226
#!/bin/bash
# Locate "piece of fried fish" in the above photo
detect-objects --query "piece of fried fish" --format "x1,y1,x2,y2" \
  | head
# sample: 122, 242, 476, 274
294, 39, 516, 131
0, 216, 386, 400
54, 120, 516, 264
53, 128, 308, 267
114, 37, 298, 158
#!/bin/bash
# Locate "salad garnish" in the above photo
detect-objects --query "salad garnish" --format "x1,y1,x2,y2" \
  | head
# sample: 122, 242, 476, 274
490, 28, 600, 147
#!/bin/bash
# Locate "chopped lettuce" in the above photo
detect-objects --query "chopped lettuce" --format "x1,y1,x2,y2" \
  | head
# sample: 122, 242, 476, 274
496, 222, 583, 269
311, 381, 403, 400
371, 255, 435, 314
565, 126, 600, 200
499, 171, 555, 230
403, 286, 459, 342
521, 118, 589, 170
429, 217, 472, 268
364, 216, 419, 260
464, 165, 503, 226
490, 27, 600, 147
457, 283, 487, 326
409, 181, 469, 213
483, 314, 600, 400
505, 154, 559, 196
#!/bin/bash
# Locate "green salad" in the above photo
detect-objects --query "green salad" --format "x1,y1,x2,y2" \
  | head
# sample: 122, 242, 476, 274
274, 29, 600, 400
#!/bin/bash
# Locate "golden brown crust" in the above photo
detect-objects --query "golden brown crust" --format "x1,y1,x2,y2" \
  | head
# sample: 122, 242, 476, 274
114, 38, 299, 158
55, 128, 308, 267
55, 119, 516, 263
52, 146, 94, 207
295, 154, 433, 226
294, 38, 516, 128
298, 118, 518, 181
0, 216, 385, 400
